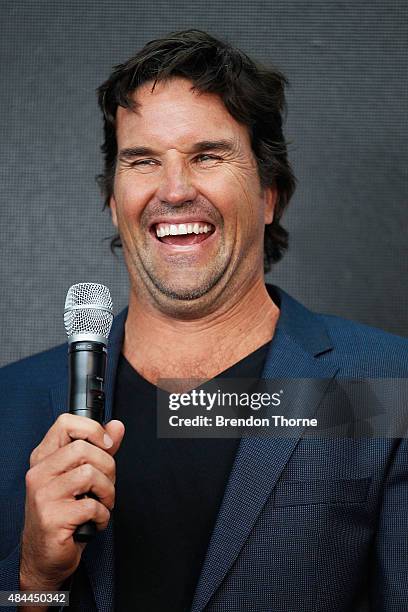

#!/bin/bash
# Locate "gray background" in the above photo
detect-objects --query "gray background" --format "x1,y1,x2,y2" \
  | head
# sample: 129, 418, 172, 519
1, 0, 407, 367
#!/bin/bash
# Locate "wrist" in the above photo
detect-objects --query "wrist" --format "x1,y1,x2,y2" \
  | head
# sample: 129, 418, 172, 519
19, 568, 63, 593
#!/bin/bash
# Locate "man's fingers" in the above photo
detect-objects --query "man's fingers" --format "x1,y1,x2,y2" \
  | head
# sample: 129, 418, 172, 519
71, 497, 111, 531
35, 464, 116, 511
27, 439, 116, 488
39, 499, 111, 536
103, 420, 125, 456
30, 414, 118, 466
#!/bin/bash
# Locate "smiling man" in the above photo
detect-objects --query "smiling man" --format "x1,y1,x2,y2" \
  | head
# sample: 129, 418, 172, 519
0, 29, 407, 612
110, 76, 280, 384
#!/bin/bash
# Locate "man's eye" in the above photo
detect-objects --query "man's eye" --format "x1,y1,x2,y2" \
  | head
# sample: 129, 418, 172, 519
133, 159, 157, 166
195, 154, 222, 163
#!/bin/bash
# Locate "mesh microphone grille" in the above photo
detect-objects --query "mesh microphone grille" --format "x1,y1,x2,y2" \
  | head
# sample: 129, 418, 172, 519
64, 283, 113, 340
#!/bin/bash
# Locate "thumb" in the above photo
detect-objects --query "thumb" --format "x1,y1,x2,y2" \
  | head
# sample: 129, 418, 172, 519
103, 420, 125, 456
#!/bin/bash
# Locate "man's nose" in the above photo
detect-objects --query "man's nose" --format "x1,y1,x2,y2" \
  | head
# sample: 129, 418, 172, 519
155, 160, 198, 205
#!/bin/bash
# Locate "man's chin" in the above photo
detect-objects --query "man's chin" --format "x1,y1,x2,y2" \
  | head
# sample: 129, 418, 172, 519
137, 256, 231, 310
151, 279, 218, 302
145, 266, 230, 305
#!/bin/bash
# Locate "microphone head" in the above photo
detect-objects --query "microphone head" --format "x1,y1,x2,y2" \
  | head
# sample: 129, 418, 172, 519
64, 283, 113, 345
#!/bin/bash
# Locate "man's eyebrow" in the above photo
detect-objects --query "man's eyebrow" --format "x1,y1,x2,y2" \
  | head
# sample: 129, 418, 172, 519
190, 139, 235, 154
118, 146, 157, 160
118, 140, 235, 160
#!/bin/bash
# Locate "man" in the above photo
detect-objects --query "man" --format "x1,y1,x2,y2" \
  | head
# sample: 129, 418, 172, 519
0, 29, 407, 612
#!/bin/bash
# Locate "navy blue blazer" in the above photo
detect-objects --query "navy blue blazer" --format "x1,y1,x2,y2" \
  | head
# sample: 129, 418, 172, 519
0, 285, 407, 611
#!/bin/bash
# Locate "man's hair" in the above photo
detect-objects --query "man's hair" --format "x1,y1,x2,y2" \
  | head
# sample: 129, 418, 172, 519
97, 29, 296, 271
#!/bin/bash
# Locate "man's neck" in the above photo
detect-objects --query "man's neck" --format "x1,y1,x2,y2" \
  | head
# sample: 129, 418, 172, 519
122, 278, 279, 387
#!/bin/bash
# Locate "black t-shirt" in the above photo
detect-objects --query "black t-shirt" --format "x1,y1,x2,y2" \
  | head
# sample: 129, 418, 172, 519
113, 341, 270, 612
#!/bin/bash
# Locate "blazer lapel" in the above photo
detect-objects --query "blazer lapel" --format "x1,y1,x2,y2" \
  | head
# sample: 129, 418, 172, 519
191, 287, 339, 612
50, 309, 127, 612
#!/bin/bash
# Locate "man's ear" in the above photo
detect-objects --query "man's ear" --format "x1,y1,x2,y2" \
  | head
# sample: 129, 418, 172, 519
109, 195, 118, 228
264, 186, 278, 225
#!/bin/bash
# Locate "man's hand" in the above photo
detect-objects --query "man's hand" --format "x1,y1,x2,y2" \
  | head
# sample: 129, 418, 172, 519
20, 414, 125, 592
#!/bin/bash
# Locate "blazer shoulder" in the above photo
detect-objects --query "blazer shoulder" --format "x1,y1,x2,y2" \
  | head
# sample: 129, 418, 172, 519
317, 313, 408, 375
0, 344, 67, 392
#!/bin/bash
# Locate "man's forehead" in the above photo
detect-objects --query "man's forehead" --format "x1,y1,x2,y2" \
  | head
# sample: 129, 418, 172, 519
115, 77, 250, 148
116, 77, 239, 126
125, 76, 217, 108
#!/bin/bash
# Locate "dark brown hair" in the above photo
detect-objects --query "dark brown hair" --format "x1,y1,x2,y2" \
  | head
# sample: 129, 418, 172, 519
97, 29, 296, 271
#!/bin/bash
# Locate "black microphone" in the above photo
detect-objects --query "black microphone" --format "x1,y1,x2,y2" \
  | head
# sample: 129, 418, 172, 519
64, 283, 114, 542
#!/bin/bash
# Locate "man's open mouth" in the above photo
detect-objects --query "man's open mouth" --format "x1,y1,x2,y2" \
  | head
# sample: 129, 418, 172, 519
152, 222, 215, 246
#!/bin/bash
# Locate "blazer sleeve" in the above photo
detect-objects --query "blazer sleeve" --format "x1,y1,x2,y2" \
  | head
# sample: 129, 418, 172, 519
0, 541, 75, 612
370, 437, 408, 610
0, 542, 22, 612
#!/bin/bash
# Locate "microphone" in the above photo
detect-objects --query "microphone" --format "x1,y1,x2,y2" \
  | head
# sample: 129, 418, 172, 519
64, 283, 114, 542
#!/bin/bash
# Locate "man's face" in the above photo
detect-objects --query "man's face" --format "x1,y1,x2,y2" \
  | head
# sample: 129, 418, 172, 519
110, 77, 276, 311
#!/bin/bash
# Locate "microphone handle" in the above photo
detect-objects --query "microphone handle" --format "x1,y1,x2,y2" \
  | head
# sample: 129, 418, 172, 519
68, 341, 107, 543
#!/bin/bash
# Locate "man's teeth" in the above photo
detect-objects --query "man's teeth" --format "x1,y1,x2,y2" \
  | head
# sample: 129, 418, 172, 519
155, 223, 213, 238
